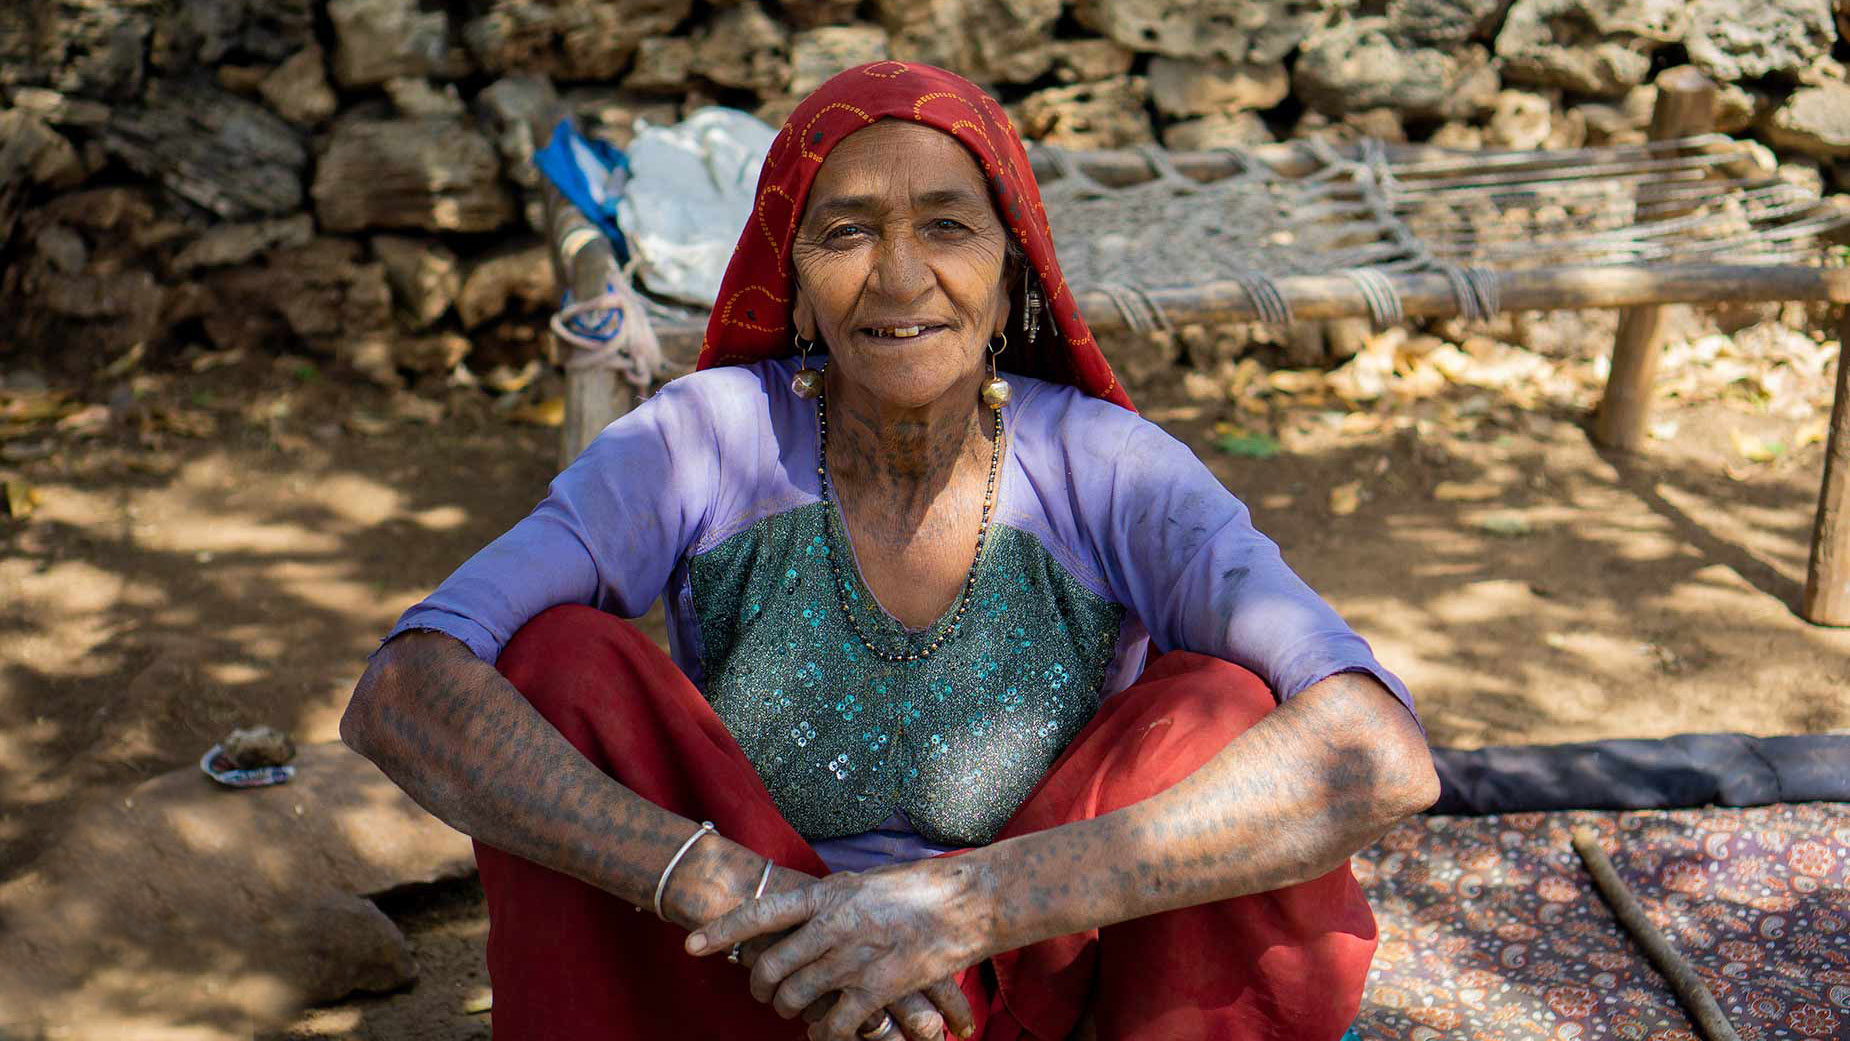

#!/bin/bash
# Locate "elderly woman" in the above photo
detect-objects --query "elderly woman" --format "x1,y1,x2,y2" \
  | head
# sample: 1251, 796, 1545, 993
343, 63, 1437, 1041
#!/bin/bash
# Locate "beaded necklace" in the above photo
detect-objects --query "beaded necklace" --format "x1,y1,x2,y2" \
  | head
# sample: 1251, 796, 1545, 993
814, 380, 1003, 663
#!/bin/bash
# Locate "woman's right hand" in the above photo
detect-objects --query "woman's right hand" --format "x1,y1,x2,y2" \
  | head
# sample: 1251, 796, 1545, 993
689, 854, 972, 1041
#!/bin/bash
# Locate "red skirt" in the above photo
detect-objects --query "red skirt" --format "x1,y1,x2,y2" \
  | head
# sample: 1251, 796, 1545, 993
477, 605, 1376, 1040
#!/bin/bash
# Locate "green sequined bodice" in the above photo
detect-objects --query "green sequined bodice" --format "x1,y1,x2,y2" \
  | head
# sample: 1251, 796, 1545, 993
689, 501, 1124, 847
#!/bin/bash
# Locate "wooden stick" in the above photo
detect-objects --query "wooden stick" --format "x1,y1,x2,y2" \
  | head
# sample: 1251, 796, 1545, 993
645, 262, 1850, 367
1571, 828, 1743, 1041
1803, 306, 1850, 625
1024, 135, 1737, 186
1593, 66, 1718, 452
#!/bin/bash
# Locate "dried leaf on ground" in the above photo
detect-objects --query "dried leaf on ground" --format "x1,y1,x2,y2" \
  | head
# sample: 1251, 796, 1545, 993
1478, 514, 1533, 538
4, 480, 42, 518
56, 404, 112, 436
344, 412, 394, 437
389, 394, 446, 426
1796, 417, 1830, 448
0, 391, 75, 424
98, 343, 146, 380
1211, 423, 1280, 458
1729, 428, 1786, 463
509, 397, 565, 428
1267, 369, 1325, 395
1330, 480, 1362, 516
187, 347, 247, 373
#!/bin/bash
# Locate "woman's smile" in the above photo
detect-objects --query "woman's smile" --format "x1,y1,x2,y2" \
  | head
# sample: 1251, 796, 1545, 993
857, 322, 950, 343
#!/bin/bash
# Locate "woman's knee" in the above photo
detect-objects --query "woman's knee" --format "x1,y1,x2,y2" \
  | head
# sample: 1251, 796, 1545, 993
498, 604, 640, 723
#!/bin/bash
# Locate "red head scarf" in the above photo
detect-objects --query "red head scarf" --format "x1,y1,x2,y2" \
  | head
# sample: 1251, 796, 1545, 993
695, 62, 1134, 411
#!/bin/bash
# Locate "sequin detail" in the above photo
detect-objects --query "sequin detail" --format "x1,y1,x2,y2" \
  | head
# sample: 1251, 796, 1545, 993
690, 502, 1123, 846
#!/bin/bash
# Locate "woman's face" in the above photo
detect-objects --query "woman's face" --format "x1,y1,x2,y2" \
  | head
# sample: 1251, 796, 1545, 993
791, 120, 1012, 411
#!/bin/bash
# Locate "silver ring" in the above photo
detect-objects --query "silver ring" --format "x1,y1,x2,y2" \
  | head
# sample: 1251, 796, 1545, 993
857, 1012, 898, 1039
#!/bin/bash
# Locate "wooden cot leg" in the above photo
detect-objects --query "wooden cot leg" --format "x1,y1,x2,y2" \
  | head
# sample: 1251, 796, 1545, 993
1802, 306, 1850, 626
1592, 306, 1668, 450
1591, 67, 1717, 452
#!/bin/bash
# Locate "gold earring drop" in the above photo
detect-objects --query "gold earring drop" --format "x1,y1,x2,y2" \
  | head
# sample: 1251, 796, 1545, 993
791, 332, 823, 399
981, 334, 1011, 410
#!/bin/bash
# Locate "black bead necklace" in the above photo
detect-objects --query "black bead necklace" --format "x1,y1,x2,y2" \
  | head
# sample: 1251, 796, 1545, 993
814, 378, 1003, 663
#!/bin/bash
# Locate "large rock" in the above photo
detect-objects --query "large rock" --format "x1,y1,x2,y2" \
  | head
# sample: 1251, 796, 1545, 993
457, 243, 553, 330
328, 0, 472, 87
0, 0, 158, 99
151, 0, 316, 71
1295, 19, 1500, 119
0, 109, 86, 250
312, 116, 515, 233
1074, 0, 1341, 63
1486, 89, 1587, 149
775, 0, 863, 30
1148, 57, 1288, 118
1762, 80, 1850, 159
0, 742, 474, 1039
1162, 110, 1275, 150
385, 76, 467, 118
695, 3, 791, 94
477, 75, 561, 191
875, 0, 1063, 84
1044, 39, 1137, 84
1385, 0, 1510, 46
625, 36, 696, 93
169, 213, 315, 275
259, 43, 338, 126
7, 87, 112, 128
1684, 0, 1834, 83
1018, 77, 1155, 149
102, 77, 307, 220
464, 0, 693, 81
373, 235, 462, 328
789, 25, 890, 96
1496, 0, 1687, 96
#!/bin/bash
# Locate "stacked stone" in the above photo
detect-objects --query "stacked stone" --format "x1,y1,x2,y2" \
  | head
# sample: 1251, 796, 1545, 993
0, 0, 1845, 383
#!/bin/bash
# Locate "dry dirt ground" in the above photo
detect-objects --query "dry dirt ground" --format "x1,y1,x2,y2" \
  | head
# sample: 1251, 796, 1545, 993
1, 312, 1846, 1038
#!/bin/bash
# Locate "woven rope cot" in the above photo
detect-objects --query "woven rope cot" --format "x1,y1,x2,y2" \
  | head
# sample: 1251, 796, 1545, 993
1036, 134, 1848, 331
548, 67, 1850, 627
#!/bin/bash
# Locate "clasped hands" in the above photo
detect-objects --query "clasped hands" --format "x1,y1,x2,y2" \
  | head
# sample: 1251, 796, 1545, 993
685, 856, 996, 1041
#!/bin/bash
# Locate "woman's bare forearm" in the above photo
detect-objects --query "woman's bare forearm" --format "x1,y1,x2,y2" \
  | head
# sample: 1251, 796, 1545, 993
963, 672, 1438, 954
340, 629, 765, 926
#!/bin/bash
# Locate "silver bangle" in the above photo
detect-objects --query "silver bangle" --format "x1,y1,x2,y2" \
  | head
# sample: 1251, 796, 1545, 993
730, 858, 778, 964
654, 820, 717, 921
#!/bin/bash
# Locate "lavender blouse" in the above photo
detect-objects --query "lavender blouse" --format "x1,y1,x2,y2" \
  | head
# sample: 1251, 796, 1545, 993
389, 357, 1414, 871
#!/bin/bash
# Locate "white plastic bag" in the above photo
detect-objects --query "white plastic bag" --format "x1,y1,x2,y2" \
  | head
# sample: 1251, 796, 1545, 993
616, 107, 777, 308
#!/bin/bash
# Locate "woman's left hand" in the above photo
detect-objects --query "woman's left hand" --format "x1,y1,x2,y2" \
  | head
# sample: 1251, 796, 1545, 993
686, 857, 995, 1041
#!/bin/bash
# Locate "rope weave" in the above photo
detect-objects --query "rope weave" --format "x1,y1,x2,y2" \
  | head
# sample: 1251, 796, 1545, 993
1033, 134, 1846, 327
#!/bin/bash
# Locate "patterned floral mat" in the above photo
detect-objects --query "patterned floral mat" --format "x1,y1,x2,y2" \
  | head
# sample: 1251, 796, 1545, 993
1355, 803, 1850, 1041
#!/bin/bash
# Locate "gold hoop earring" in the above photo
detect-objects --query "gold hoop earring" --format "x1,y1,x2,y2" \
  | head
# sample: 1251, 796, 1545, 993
791, 332, 823, 399
981, 334, 1011, 410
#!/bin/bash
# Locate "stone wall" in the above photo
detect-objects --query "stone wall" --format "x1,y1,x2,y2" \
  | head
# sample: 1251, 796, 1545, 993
2, 0, 1847, 384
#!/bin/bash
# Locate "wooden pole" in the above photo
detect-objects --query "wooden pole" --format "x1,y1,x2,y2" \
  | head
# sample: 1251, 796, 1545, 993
1802, 306, 1850, 625
1592, 67, 1718, 451
1572, 829, 1742, 1041
538, 131, 632, 471
640, 263, 1850, 369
